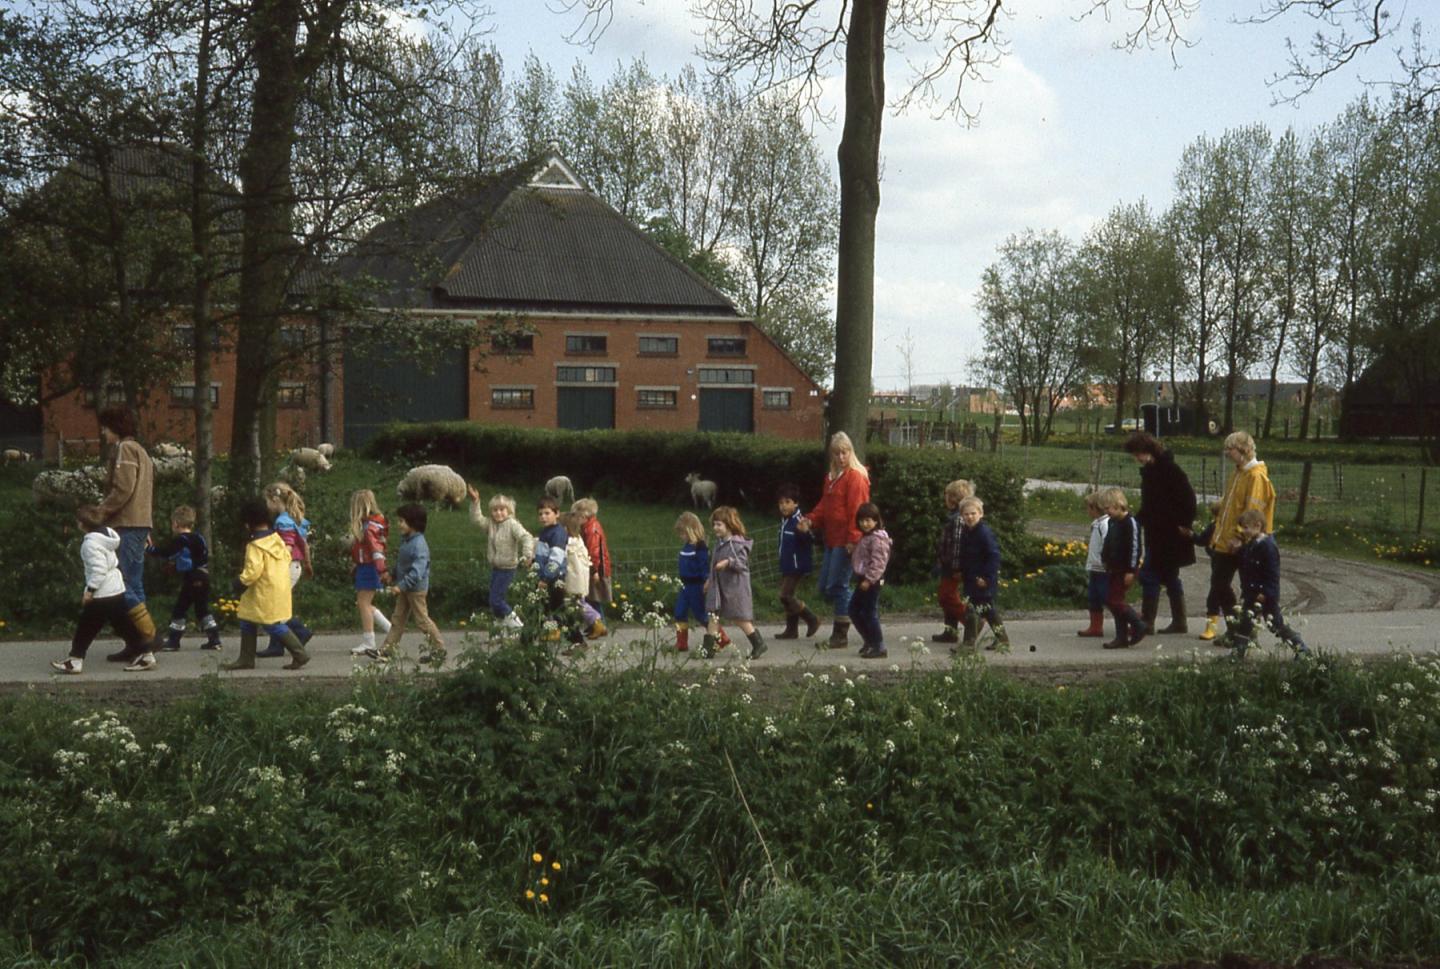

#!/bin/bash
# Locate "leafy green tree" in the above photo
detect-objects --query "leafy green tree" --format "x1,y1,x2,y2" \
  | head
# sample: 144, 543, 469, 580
977, 230, 1089, 445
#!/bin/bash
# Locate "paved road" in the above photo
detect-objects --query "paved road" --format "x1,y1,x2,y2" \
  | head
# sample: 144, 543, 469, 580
4, 608, 1438, 686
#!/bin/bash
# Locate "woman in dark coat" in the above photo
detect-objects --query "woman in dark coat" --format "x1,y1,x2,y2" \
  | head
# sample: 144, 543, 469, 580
1124, 431, 1197, 634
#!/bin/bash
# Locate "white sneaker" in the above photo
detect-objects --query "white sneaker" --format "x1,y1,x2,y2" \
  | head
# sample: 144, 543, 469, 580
350, 642, 374, 656
50, 658, 82, 675
124, 652, 157, 672
502, 613, 524, 630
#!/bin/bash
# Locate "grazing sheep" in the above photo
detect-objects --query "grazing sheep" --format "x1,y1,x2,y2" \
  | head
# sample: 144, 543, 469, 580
317, 442, 336, 458
32, 467, 105, 507
545, 475, 575, 507
153, 453, 195, 483
3, 448, 34, 465
152, 441, 190, 459
397, 464, 468, 508
685, 472, 717, 510
289, 447, 332, 472
277, 464, 307, 488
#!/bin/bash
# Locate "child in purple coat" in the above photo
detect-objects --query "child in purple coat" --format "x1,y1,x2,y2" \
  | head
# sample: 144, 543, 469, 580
848, 502, 893, 659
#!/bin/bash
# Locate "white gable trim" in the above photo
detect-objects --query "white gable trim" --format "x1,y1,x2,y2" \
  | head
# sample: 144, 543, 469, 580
529, 155, 586, 192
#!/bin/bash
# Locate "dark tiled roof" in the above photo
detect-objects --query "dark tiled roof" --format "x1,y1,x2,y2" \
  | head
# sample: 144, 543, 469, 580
333, 156, 737, 316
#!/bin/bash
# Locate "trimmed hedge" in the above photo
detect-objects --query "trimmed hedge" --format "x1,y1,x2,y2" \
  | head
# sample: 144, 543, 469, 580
366, 423, 1027, 584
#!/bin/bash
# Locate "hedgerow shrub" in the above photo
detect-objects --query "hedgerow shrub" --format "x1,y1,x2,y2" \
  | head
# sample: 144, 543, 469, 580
367, 424, 1027, 584
2, 641, 1439, 965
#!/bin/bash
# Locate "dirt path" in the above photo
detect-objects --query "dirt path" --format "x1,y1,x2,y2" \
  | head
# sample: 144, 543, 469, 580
1032, 519, 1440, 615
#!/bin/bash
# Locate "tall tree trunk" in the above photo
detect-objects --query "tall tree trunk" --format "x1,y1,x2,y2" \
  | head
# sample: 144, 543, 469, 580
230, 0, 304, 492
1222, 363, 1238, 434
829, 0, 886, 456
190, 0, 216, 542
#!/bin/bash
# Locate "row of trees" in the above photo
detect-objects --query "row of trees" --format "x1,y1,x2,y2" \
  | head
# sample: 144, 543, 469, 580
977, 92, 1440, 446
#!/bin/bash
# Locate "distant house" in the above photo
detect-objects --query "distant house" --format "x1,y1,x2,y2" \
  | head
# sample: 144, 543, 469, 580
1341, 355, 1440, 438
332, 151, 824, 447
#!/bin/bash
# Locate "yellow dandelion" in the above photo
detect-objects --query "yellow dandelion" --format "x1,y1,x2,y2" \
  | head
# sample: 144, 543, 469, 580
551, 861, 561, 871
866, 802, 873, 811
532, 853, 543, 863
539, 893, 549, 904
526, 889, 535, 900
540, 877, 549, 886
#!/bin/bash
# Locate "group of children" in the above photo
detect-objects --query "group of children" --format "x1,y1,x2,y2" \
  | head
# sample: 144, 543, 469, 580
1080, 487, 1309, 658
53, 450, 1310, 674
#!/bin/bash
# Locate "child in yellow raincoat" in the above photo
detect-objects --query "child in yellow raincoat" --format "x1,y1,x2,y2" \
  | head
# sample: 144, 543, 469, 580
223, 497, 310, 671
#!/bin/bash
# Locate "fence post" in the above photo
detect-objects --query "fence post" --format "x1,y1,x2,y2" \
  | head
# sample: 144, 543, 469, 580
1419, 468, 1428, 536
1283, 417, 1289, 439
1295, 461, 1312, 526
1402, 471, 1409, 524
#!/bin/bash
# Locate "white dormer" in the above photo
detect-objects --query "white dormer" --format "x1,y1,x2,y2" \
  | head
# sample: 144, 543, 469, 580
529, 153, 586, 191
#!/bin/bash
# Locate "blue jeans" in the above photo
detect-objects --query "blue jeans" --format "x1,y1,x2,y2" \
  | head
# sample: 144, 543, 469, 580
489, 568, 516, 617
817, 546, 853, 617
240, 619, 292, 638
116, 526, 150, 609
1138, 550, 1183, 599
1086, 571, 1109, 611
847, 579, 883, 648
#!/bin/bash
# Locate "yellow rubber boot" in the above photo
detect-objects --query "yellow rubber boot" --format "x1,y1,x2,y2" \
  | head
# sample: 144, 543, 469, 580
1198, 616, 1220, 641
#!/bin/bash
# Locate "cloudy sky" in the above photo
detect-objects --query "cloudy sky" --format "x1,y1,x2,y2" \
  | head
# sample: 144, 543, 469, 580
475, 0, 1426, 389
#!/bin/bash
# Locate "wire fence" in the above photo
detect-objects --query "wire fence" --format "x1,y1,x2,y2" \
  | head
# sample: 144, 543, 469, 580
415, 543, 788, 589
1015, 445, 1440, 537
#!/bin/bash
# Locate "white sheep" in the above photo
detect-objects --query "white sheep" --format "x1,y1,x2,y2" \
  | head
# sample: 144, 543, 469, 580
317, 442, 336, 458
277, 464, 307, 488
289, 447, 331, 472
32, 467, 104, 507
685, 472, 717, 509
153, 454, 195, 483
3, 448, 34, 465
545, 475, 575, 507
152, 442, 190, 459
397, 464, 468, 508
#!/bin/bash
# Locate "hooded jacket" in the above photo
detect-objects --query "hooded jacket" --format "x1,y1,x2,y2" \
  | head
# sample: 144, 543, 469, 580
1211, 460, 1276, 553
850, 528, 893, 584
97, 438, 154, 528
238, 530, 293, 624
80, 527, 125, 598
705, 535, 754, 620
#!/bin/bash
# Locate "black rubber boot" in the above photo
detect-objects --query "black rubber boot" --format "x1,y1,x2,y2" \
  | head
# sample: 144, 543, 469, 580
1158, 592, 1188, 634
774, 613, 801, 640
280, 629, 310, 671
1141, 596, 1159, 635
746, 630, 767, 660
800, 607, 820, 638
222, 628, 259, 670
161, 627, 183, 651
826, 619, 850, 649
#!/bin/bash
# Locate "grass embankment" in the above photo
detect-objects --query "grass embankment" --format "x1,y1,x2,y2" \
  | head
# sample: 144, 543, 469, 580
2, 624, 1437, 966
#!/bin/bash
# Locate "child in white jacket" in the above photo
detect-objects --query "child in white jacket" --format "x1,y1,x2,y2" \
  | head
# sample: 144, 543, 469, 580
562, 512, 606, 644
51, 505, 157, 674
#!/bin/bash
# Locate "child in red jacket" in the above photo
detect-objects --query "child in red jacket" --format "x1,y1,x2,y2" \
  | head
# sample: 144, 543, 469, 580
347, 489, 392, 656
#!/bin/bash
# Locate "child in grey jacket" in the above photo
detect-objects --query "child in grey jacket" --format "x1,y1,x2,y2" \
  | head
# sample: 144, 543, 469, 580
703, 506, 767, 661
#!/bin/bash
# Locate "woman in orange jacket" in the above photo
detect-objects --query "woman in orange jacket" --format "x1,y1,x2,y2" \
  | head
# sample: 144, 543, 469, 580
800, 431, 871, 648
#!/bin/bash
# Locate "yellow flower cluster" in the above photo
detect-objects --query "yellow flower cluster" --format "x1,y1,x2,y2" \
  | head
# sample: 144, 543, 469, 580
213, 597, 241, 617
526, 852, 561, 906
1041, 540, 1086, 561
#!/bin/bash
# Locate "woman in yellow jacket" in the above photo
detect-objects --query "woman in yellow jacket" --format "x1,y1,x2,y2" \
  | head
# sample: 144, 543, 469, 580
223, 497, 311, 671
1200, 431, 1276, 641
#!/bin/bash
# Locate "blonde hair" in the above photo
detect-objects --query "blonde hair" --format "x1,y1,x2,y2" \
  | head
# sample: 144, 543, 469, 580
571, 497, 598, 516
265, 481, 305, 522
489, 493, 516, 515
958, 496, 984, 514
710, 505, 747, 538
1083, 491, 1104, 515
349, 489, 381, 542
560, 511, 585, 537
1098, 487, 1128, 513
944, 479, 975, 503
1238, 509, 1266, 529
827, 431, 870, 481
1224, 430, 1256, 461
675, 511, 705, 544
170, 505, 197, 529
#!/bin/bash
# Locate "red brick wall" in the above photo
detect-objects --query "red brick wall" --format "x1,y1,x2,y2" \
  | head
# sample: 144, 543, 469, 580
41, 312, 824, 457
468, 314, 825, 441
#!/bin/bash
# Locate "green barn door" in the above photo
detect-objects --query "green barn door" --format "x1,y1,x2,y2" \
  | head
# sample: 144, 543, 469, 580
698, 388, 754, 432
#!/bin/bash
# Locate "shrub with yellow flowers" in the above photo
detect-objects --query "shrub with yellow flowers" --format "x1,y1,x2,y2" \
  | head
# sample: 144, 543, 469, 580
525, 852, 562, 909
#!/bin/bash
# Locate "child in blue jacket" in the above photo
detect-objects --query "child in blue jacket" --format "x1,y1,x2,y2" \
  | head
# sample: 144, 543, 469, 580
372, 504, 446, 664
1228, 509, 1309, 658
1099, 487, 1146, 650
956, 497, 1010, 651
533, 496, 569, 634
147, 504, 221, 651
775, 483, 818, 639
